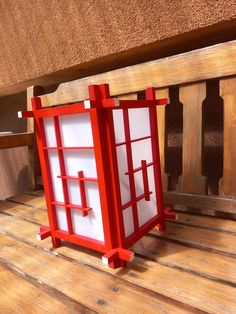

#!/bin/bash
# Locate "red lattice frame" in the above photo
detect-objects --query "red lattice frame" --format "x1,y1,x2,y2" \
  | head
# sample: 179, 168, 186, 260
20, 84, 175, 269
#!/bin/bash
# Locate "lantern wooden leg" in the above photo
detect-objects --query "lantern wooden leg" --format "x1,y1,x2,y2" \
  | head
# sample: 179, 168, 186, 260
156, 207, 176, 232
102, 248, 134, 269
37, 226, 61, 248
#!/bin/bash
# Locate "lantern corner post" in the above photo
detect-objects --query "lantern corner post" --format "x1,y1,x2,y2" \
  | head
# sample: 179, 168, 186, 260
145, 87, 177, 232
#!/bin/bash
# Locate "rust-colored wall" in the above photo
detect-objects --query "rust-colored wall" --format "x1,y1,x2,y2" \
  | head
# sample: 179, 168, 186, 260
0, 0, 236, 95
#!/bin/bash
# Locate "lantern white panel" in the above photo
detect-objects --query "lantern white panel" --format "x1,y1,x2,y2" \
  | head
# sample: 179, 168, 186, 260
112, 109, 125, 143
123, 206, 134, 237
64, 150, 97, 177
48, 150, 64, 203
116, 145, 131, 205
59, 113, 94, 147
71, 182, 104, 242
128, 108, 151, 140
43, 117, 57, 147
56, 206, 68, 231
137, 166, 157, 227
133, 170, 143, 197
67, 180, 81, 205
131, 139, 152, 169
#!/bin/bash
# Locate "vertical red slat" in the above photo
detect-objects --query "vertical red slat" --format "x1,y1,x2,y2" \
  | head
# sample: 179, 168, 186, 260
53, 116, 73, 234
31, 97, 61, 247
141, 160, 150, 201
145, 88, 166, 229
123, 108, 139, 231
90, 109, 115, 249
105, 110, 126, 246
78, 171, 88, 217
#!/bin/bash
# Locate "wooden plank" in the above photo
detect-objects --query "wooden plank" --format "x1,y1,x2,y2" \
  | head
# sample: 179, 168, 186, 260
164, 191, 236, 214
178, 83, 207, 194
118, 93, 137, 100
0, 264, 86, 314
132, 236, 236, 286
0, 201, 47, 226
25, 189, 45, 197
219, 77, 236, 197
1, 209, 236, 288
173, 212, 236, 234
0, 234, 196, 314
0, 214, 235, 314
155, 88, 170, 190
7, 194, 47, 209
150, 222, 236, 257
38, 40, 236, 107
0, 132, 33, 149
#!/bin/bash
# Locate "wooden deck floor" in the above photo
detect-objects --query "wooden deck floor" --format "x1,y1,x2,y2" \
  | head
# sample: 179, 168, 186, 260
0, 191, 236, 313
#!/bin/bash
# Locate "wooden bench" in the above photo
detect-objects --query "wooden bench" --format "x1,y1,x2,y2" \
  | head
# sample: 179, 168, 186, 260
26, 39, 236, 216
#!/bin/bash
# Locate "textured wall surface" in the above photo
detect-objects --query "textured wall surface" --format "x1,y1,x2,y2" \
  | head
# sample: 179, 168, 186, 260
0, 0, 236, 95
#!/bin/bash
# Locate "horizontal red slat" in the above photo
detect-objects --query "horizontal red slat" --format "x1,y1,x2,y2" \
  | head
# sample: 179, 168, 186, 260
51, 201, 92, 212
116, 135, 152, 147
122, 192, 153, 210
43, 146, 94, 150
57, 175, 98, 182
125, 162, 154, 175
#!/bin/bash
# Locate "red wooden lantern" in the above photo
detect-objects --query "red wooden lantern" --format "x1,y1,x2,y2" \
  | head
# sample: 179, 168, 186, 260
19, 84, 175, 268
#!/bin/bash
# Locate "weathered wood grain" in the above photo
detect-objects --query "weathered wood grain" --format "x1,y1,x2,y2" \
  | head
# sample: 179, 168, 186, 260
155, 88, 170, 190
0, 132, 33, 149
2, 209, 236, 288
219, 77, 236, 197
172, 212, 236, 234
150, 222, 236, 257
38, 40, 236, 107
0, 234, 196, 314
164, 191, 236, 214
0, 264, 85, 314
8, 193, 47, 209
178, 82, 207, 194
1, 213, 236, 313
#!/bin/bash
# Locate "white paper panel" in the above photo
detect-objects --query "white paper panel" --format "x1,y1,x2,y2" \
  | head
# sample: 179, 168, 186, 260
48, 150, 64, 202
134, 170, 144, 197
64, 150, 97, 177
116, 145, 131, 205
59, 113, 93, 147
122, 206, 134, 238
67, 180, 81, 205
131, 139, 152, 169
137, 166, 157, 227
43, 117, 57, 147
128, 108, 151, 140
112, 109, 125, 143
56, 206, 68, 231
71, 182, 104, 242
